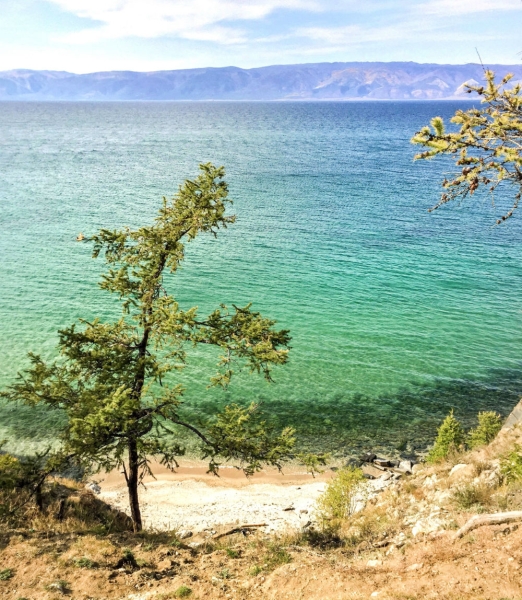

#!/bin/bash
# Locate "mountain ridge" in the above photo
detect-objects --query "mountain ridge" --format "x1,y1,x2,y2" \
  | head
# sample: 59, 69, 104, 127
2, 61, 522, 101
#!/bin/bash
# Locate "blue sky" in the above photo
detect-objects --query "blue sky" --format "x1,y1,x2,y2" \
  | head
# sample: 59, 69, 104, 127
1, 0, 521, 73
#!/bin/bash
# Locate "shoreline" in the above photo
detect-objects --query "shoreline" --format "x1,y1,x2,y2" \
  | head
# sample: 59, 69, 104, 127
96, 458, 395, 535
98, 460, 335, 534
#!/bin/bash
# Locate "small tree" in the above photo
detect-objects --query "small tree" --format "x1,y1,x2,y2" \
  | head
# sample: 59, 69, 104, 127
411, 69, 522, 223
1, 164, 304, 531
316, 466, 365, 524
426, 410, 465, 463
0, 443, 62, 515
467, 411, 502, 449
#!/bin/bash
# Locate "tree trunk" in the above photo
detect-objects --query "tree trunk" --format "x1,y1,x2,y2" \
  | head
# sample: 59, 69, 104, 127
127, 439, 142, 532
35, 481, 44, 512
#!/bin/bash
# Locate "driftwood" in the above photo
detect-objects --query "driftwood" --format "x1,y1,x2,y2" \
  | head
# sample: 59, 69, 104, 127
213, 523, 267, 540
454, 511, 522, 540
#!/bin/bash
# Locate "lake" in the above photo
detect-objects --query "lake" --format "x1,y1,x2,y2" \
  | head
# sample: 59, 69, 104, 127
1, 101, 521, 457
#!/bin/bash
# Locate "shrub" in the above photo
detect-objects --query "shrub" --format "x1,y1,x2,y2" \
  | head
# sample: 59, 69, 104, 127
426, 410, 465, 463
316, 466, 365, 524
0, 453, 22, 490
0, 568, 14, 581
300, 526, 344, 549
74, 557, 97, 569
501, 445, 522, 483
467, 411, 502, 449
452, 483, 492, 510
174, 586, 192, 598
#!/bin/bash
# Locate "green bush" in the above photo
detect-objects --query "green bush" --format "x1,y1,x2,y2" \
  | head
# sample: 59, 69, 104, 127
501, 445, 522, 483
467, 411, 502, 449
426, 410, 465, 463
316, 466, 365, 523
174, 586, 192, 598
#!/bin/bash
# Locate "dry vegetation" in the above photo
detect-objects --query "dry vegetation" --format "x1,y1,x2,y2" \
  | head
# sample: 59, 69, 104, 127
3, 425, 522, 599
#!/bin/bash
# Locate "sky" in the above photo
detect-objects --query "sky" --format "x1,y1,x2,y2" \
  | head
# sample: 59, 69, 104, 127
1, 0, 521, 73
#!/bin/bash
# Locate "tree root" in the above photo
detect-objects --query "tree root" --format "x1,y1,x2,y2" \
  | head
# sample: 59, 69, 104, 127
454, 511, 522, 540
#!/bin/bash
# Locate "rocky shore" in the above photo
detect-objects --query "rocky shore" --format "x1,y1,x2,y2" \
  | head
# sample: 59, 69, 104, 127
94, 452, 419, 536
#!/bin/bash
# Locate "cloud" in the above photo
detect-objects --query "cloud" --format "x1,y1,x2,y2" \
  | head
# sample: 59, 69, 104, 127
417, 0, 520, 16
49, 0, 320, 43
297, 24, 405, 45
295, 1, 513, 50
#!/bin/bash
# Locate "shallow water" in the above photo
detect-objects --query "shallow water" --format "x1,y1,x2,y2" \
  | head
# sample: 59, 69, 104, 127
1, 101, 521, 456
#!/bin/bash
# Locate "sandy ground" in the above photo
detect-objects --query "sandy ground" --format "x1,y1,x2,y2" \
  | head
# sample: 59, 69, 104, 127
98, 461, 336, 534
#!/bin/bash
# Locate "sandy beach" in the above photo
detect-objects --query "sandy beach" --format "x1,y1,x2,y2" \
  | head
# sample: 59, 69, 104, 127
97, 460, 335, 535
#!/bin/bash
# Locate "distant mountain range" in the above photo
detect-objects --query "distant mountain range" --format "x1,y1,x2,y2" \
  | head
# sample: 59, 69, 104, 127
1, 62, 521, 101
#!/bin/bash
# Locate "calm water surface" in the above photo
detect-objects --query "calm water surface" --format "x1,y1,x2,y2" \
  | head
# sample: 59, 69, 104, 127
1, 101, 521, 456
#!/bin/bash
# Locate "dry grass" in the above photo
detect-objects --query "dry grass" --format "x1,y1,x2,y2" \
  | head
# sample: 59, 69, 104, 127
0, 477, 133, 535
451, 483, 493, 511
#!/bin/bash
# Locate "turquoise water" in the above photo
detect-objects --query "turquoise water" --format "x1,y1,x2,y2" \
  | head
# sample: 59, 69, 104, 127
1, 101, 521, 456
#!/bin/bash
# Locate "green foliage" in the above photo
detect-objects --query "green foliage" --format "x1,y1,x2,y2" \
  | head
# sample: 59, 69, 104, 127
0, 451, 21, 490
122, 548, 135, 562
225, 547, 240, 558
249, 541, 292, 575
0, 568, 14, 581
0, 443, 69, 519
1, 163, 302, 531
426, 410, 465, 463
74, 557, 97, 569
425, 410, 503, 465
412, 70, 522, 223
316, 466, 365, 523
262, 542, 292, 572
467, 411, 502, 449
174, 585, 192, 598
501, 445, 522, 483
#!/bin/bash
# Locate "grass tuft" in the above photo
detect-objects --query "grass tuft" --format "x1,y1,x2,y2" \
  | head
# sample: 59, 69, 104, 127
225, 547, 240, 558
452, 483, 492, 511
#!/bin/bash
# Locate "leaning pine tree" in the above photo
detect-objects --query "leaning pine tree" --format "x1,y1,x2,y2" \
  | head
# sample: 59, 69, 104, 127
2, 163, 312, 532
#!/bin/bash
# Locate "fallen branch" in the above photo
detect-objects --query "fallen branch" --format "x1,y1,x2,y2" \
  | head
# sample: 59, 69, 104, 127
213, 523, 267, 540
454, 511, 522, 540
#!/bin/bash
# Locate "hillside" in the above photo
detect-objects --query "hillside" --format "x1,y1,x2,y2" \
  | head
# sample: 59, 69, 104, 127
2, 62, 522, 101
2, 410, 522, 599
